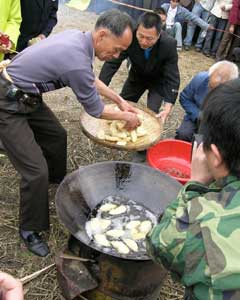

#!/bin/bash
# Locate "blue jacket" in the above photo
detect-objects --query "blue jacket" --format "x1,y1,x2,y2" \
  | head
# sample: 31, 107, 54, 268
180, 71, 209, 122
161, 3, 209, 30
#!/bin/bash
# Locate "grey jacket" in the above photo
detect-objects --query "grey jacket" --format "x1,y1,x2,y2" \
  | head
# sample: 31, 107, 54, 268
162, 3, 209, 31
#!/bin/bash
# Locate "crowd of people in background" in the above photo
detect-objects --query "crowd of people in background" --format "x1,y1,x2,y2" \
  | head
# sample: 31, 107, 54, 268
1, 1, 240, 299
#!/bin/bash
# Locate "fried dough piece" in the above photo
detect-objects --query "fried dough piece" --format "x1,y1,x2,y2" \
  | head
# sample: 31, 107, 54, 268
139, 220, 152, 234
111, 241, 130, 254
106, 229, 125, 238
99, 203, 117, 212
94, 234, 111, 247
122, 238, 138, 252
125, 220, 141, 230
109, 205, 127, 215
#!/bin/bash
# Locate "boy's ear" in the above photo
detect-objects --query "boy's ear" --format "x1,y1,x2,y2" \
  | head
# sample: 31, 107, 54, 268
210, 144, 223, 168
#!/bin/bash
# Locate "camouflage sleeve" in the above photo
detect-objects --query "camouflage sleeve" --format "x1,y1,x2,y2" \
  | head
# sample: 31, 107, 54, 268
146, 181, 209, 280
147, 177, 240, 300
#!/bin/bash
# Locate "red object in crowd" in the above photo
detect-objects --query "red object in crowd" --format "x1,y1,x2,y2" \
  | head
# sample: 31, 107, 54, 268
147, 139, 192, 185
229, 0, 240, 25
0, 33, 10, 47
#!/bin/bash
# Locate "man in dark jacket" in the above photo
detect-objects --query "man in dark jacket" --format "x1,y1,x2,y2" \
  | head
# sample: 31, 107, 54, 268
17, 0, 58, 51
99, 11, 180, 125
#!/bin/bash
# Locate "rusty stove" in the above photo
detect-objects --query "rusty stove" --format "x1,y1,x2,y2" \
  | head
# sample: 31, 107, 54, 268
55, 162, 181, 300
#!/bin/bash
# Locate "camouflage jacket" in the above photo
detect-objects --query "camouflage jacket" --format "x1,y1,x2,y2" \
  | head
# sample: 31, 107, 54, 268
146, 176, 240, 300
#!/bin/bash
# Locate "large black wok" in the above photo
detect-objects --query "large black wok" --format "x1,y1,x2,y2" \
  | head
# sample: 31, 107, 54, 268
56, 161, 181, 260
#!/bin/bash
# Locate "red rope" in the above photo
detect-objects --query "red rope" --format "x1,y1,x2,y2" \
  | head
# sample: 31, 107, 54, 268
107, 0, 240, 40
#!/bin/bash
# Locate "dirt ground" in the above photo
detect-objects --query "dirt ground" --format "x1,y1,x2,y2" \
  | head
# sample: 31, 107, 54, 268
0, 4, 214, 300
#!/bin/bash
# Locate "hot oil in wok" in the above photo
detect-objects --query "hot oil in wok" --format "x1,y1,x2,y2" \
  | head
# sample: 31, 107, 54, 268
85, 195, 157, 259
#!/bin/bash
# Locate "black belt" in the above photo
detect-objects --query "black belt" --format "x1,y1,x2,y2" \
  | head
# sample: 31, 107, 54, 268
0, 72, 42, 106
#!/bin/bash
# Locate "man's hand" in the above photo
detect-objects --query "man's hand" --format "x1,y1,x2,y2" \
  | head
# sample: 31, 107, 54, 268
117, 97, 138, 113
229, 24, 235, 34
157, 110, 169, 124
156, 103, 173, 124
207, 25, 215, 31
37, 34, 46, 40
123, 111, 141, 130
100, 104, 140, 130
0, 272, 23, 300
190, 142, 214, 185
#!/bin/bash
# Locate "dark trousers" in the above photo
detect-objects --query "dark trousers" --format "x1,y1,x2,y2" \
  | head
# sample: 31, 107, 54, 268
203, 15, 227, 56
120, 75, 164, 113
0, 82, 67, 231
175, 119, 197, 142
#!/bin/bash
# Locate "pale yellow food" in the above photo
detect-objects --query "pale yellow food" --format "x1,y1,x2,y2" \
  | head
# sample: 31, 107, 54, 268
97, 109, 147, 145
125, 220, 141, 230
89, 218, 111, 232
109, 205, 127, 215
106, 229, 125, 238
130, 228, 147, 240
139, 220, 152, 234
111, 241, 130, 254
99, 203, 117, 212
94, 234, 111, 247
122, 238, 138, 252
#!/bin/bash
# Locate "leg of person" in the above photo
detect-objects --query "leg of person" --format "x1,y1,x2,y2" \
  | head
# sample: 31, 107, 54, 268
175, 119, 197, 142
215, 22, 232, 61
195, 9, 210, 50
120, 75, 146, 103
166, 27, 175, 39
120, 76, 147, 163
202, 14, 217, 56
227, 25, 240, 60
211, 18, 227, 57
131, 89, 164, 163
0, 106, 50, 256
28, 102, 67, 184
184, 2, 203, 49
173, 22, 183, 50
147, 88, 164, 113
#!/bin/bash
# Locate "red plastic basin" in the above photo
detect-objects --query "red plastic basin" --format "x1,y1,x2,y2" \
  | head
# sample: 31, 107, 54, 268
147, 139, 192, 184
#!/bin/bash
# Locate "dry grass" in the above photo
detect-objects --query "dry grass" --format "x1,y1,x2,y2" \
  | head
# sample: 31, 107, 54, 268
0, 5, 214, 300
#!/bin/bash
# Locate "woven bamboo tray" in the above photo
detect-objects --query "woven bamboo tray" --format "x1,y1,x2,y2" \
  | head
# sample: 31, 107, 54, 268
80, 103, 163, 151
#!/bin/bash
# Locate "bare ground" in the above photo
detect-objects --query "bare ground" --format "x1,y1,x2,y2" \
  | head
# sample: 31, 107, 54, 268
0, 5, 214, 300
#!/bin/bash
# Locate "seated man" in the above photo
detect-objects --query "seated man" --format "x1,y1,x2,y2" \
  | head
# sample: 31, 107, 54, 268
161, 0, 211, 51
175, 61, 239, 142
99, 11, 180, 124
147, 78, 240, 299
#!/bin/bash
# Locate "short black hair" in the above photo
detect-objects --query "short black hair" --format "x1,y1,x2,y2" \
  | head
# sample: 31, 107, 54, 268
95, 9, 133, 37
154, 7, 167, 16
199, 79, 240, 176
137, 12, 162, 35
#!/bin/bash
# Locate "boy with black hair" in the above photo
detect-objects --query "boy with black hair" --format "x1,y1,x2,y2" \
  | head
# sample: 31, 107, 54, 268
147, 78, 240, 299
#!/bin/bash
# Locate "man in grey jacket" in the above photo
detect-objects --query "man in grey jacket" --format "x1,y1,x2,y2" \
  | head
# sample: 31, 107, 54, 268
0, 9, 139, 257
161, 0, 211, 50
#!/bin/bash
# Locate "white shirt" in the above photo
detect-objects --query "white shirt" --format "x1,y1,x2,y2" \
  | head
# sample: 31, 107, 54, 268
166, 6, 178, 28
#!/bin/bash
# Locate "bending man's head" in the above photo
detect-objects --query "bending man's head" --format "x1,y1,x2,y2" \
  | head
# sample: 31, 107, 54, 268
136, 12, 162, 49
208, 60, 239, 89
93, 9, 133, 61
200, 79, 240, 177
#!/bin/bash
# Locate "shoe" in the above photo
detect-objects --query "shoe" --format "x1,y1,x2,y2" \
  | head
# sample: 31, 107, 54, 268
184, 46, 190, 51
20, 231, 50, 257
210, 53, 216, 59
132, 151, 147, 163
202, 51, 211, 57
195, 48, 201, 53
